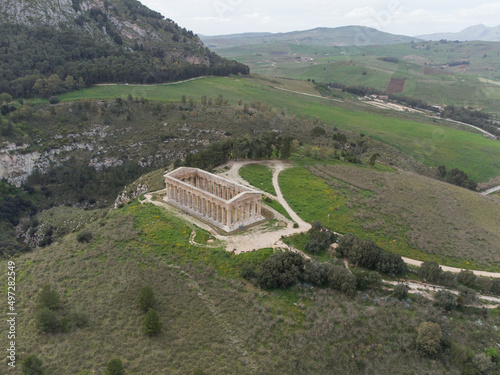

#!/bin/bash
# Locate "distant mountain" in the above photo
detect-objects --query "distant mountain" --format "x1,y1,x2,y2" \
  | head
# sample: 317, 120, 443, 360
0, 0, 248, 98
418, 24, 500, 42
201, 26, 422, 49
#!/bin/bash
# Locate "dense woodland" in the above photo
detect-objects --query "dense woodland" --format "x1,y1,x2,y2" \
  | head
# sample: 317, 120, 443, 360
0, 12, 248, 98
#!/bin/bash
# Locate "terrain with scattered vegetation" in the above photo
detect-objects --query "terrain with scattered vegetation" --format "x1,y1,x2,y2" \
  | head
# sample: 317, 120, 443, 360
1, 1, 500, 374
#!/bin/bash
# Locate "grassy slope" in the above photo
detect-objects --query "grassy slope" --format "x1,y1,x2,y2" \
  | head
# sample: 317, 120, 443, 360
238, 164, 276, 195
59, 76, 500, 182
279, 162, 500, 271
2, 201, 499, 374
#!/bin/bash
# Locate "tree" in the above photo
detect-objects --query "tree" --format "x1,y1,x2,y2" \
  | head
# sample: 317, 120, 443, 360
36, 307, 59, 333
137, 286, 157, 312
416, 322, 443, 357
21, 354, 44, 375
143, 308, 162, 336
457, 269, 476, 287
258, 251, 305, 289
434, 290, 457, 311
105, 358, 125, 375
393, 283, 409, 299
48, 96, 60, 104
418, 261, 442, 283
311, 126, 326, 140
38, 284, 60, 310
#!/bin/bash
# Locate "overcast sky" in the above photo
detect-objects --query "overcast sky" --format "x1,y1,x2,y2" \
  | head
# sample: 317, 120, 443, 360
139, 0, 500, 36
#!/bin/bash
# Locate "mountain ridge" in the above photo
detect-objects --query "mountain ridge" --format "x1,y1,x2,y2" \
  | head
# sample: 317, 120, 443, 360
0, 0, 249, 98
418, 24, 500, 41
201, 26, 422, 49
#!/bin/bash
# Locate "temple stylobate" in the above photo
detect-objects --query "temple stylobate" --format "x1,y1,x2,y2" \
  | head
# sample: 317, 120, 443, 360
164, 167, 264, 232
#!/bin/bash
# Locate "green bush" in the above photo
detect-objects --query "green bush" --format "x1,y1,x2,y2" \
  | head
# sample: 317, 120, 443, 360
434, 290, 457, 311
36, 307, 59, 333
258, 251, 305, 289
328, 265, 356, 296
71, 305, 89, 328
76, 230, 93, 243
21, 354, 44, 375
392, 283, 409, 299
355, 270, 382, 291
137, 286, 157, 312
457, 269, 476, 287
143, 308, 162, 336
48, 96, 60, 104
416, 322, 443, 357
418, 261, 442, 283
38, 284, 60, 310
105, 358, 125, 375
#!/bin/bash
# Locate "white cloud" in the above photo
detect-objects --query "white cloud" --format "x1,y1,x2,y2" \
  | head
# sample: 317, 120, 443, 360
138, 0, 500, 36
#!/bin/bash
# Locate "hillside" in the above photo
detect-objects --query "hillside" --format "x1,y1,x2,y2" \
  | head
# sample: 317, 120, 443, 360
0, 0, 249, 98
418, 24, 500, 42
201, 26, 421, 49
2, 200, 500, 374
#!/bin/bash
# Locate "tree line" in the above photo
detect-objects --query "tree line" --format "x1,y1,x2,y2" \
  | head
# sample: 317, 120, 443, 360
183, 132, 294, 171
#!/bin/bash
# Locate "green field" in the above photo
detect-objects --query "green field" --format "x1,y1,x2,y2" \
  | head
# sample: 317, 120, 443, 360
279, 162, 500, 271
60, 76, 500, 182
238, 164, 276, 195
214, 40, 500, 116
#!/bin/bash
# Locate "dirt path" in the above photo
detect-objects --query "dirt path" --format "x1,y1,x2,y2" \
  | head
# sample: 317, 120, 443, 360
481, 185, 500, 196
385, 280, 500, 308
95, 76, 206, 87
272, 86, 343, 103
402, 257, 500, 278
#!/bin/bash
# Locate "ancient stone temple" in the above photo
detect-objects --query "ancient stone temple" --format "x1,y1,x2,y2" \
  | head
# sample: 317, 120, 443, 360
164, 167, 264, 232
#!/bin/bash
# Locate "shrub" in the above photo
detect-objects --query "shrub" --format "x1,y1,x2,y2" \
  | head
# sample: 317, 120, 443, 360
137, 286, 157, 312
76, 230, 93, 243
105, 358, 125, 375
416, 322, 443, 357
418, 261, 442, 283
302, 261, 331, 286
258, 251, 305, 289
477, 277, 493, 292
304, 222, 336, 254
293, 222, 299, 228
439, 271, 457, 288
36, 307, 59, 333
38, 284, 60, 310
328, 265, 356, 296
240, 264, 257, 279
71, 305, 89, 328
21, 354, 44, 375
355, 270, 382, 291
48, 96, 60, 104
143, 308, 162, 336
457, 269, 476, 287
457, 286, 476, 305
393, 284, 409, 300
485, 347, 499, 363
473, 353, 496, 374
434, 290, 457, 311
